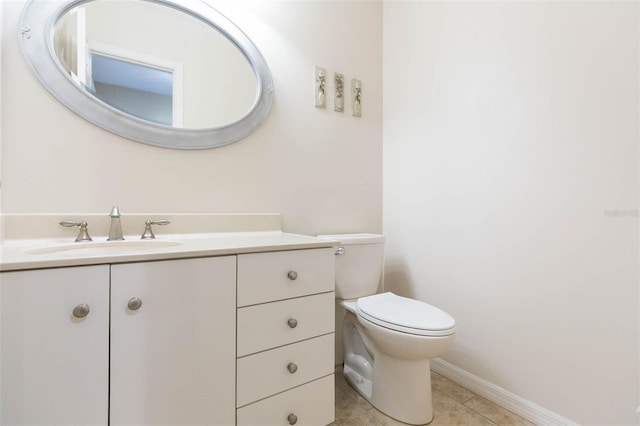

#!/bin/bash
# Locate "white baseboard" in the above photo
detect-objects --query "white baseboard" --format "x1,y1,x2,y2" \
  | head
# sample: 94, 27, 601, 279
431, 359, 578, 426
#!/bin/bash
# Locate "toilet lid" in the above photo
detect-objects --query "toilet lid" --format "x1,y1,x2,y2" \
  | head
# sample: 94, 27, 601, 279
356, 292, 456, 337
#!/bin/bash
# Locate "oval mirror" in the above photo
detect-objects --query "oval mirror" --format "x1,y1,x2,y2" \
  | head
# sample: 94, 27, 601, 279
19, 0, 274, 149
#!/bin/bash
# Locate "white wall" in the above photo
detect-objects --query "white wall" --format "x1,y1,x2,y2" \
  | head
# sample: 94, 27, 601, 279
1, 0, 382, 236
383, 1, 639, 424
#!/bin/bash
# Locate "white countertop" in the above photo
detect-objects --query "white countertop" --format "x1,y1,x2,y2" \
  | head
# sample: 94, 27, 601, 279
0, 231, 338, 272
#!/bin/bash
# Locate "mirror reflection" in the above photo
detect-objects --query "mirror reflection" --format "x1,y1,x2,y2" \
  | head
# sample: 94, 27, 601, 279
53, 0, 258, 129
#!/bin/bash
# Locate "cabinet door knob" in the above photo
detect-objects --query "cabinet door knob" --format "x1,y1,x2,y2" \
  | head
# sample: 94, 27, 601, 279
127, 297, 143, 311
287, 362, 298, 374
72, 303, 90, 318
287, 271, 298, 280
287, 413, 298, 425
287, 318, 298, 329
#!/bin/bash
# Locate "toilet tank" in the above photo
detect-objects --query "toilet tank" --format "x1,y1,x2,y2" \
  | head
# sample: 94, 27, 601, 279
317, 233, 385, 299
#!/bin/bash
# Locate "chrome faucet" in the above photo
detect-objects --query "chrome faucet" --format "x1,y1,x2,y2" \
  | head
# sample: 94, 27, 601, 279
141, 219, 171, 239
59, 220, 93, 242
107, 206, 124, 241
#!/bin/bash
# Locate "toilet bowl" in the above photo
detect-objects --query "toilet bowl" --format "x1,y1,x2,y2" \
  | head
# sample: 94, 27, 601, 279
318, 233, 456, 425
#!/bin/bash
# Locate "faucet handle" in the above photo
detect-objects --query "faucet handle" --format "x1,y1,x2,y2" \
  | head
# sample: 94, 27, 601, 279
59, 220, 93, 242
141, 220, 170, 240
59, 220, 82, 227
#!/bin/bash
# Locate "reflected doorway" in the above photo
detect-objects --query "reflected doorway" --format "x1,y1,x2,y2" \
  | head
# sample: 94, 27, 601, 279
89, 52, 176, 126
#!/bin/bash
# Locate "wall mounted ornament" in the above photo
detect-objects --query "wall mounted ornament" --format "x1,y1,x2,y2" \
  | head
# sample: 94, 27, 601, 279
351, 78, 362, 117
314, 66, 327, 108
334, 72, 344, 112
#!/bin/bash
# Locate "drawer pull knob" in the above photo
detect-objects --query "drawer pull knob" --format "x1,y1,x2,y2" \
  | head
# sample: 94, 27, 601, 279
287, 362, 298, 374
287, 318, 298, 328
287, 271, 298, 280
287, 413, 298, 425
127, 297, 143, 311
72, 303, 90, 318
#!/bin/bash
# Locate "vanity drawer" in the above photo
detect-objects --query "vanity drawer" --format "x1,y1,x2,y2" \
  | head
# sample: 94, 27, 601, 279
237, 292, 335, 357
237, 248, 334, 307
237, 374, 335, 426
237, 334, 334, 407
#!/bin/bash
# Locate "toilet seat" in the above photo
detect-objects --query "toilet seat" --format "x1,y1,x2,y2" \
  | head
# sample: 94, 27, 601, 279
356, 292, 456, 337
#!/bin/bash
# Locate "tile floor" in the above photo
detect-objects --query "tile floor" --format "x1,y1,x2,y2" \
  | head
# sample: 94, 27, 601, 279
331, 367, 534, 426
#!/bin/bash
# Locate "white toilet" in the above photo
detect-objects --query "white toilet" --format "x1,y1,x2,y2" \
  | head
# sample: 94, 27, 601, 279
318, 233, 456, 425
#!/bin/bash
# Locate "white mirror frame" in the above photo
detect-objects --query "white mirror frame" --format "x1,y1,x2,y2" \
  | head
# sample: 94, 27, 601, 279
19, 0, 274, 150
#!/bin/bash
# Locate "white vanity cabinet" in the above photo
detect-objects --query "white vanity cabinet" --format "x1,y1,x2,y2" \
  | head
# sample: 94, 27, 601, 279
1, 265, 110, 426
0, 237, 336, 426
236, 248, 336, 426
1, 257, 236, 426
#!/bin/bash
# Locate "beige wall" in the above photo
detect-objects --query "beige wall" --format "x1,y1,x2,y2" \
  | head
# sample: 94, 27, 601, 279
1, 0, 383, 236
383, 1, 639, 424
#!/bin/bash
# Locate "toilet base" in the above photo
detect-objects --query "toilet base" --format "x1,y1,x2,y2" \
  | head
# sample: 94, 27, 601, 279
343, 354, 433, 425
343, 363, 373, 399
369, 352, 433, 425
342, 311, 434, 425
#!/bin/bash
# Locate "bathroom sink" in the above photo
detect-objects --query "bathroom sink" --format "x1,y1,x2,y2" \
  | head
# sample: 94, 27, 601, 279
25, 240, 183, 256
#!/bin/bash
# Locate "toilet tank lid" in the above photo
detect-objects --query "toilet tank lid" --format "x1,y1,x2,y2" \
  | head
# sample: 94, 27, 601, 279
317, 233, 384, 245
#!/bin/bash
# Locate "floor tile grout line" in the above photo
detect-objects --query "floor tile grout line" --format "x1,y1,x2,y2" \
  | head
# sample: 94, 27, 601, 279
433, 390, 500, 426
460, 396, 502, 426
462, 394, 478, 404
463, 395, 533, 426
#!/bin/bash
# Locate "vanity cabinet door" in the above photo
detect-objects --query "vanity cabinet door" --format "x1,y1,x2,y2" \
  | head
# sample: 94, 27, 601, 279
0, 265, 110, 426
110, 256, 236, 426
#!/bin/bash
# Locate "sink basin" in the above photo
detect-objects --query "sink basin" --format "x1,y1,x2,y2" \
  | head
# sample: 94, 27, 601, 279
25, 240, 183, 256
